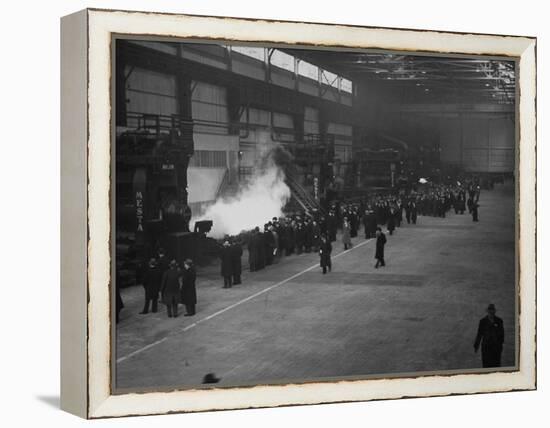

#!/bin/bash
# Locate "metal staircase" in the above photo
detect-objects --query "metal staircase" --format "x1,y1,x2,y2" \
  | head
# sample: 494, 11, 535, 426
284, 167, 324, 215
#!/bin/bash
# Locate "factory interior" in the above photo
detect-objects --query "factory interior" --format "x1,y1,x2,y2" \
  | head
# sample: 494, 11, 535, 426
114, 38, 516, 390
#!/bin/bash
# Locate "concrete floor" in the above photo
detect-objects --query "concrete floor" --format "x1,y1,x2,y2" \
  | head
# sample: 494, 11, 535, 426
115, 183, 516, 390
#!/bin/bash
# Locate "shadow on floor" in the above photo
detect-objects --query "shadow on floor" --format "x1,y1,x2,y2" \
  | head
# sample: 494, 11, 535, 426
36, 395, 60, 409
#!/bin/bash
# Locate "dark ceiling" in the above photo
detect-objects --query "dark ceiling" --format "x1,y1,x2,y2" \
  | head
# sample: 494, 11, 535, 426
285, 49, 516, 105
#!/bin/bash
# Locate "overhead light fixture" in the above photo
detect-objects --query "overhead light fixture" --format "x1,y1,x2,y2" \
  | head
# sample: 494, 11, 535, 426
485, 83, 490, 87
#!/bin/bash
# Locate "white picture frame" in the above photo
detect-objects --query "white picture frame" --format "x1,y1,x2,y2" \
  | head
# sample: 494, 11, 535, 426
60, 8, 536, 419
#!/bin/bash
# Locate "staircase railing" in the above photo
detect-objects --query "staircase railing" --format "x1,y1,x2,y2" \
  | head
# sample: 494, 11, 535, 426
284, 166, 324, 215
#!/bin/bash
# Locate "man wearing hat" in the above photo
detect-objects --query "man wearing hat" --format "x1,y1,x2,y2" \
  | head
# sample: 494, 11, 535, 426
264, 223, 276, 265
374, 227, 387, 268
319, 234, 332, 274
230, 238, 243, 285
160, 260, 181, 318
474, 304, 505, 368
220, 240, 234, 288
139, 258, 162, 314
326, 211, 337, 242
180, 259, 197, 316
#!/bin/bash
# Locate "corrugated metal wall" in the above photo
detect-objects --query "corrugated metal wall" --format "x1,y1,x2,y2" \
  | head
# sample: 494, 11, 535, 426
461, 114, 515, 172
125, 66, 178, 125
191, 81, 229, 134
304, 107, 320, 135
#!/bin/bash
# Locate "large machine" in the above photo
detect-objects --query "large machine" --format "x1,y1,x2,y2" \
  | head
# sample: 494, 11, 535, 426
353, 147, 403, 189
116, 112, 213, 286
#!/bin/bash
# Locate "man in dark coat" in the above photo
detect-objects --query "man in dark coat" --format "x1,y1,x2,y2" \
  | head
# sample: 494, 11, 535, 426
279, 221, 289, 257
451, 190, 459, 214
374, 227, 387, 268
458, 191, 466, 214
264, 224, 275, 265
311, 220, 321, 251
474, 304, 505, 368
472, 201, 480, 222
139, 258, 163, 314
362, 209, 370, 238
180, 259, 197, 316
160, 260, 181, 318
410, 201, 418, 224
367, 210, 377, 238
326, 212, 337, 242
247, 229, 258, 271
405, 201, 412, 224
375, 203, 384, 225
270, 224, 280, 262
256, 227, 266, 270
439, 196, 446, 218
157, 248, 169, 275
349, 209, 358, 237
396, 202, 403, 227
287, 222, 296, 255
319, 235, 332, 274
220, 240, 234, 288
230, 240, 243, 285
387, 208, 396, 235
276, 221, 285, 257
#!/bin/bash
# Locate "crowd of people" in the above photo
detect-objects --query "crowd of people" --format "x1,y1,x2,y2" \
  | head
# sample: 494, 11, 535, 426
117, 178, 502, 371
118, 179, 483, 322
217, 180, 483, 285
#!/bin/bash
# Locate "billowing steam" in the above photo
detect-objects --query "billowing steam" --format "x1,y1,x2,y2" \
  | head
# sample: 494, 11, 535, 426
192, 135, 291, 238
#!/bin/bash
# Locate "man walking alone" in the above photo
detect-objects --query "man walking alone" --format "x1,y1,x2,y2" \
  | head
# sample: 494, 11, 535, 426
374, 227, 387, 268
474, 303, 504, 368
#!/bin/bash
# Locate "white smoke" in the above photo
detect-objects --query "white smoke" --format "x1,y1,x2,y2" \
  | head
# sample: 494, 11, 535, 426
192, 135, 291, 238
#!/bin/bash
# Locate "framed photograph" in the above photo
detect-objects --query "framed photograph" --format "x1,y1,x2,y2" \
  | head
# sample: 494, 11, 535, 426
60, 8, 537, 419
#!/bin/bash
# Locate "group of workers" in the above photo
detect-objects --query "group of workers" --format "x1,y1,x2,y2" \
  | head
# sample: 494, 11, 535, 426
118, 177, 503, 369
136, 249, 198, 319
122, 177, 482, 288
218, 179, 483, 284
118, 179, 483, 322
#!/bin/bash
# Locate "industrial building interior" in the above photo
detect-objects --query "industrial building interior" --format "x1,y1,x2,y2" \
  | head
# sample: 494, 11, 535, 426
114, 38, 516, 389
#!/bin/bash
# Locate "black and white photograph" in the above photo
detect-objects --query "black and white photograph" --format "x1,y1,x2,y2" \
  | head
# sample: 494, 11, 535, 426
113, 37, 518, 391
2, 0, 544, 424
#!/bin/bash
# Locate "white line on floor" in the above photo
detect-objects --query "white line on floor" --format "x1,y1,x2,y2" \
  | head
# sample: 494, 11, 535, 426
117, 238, 373, 363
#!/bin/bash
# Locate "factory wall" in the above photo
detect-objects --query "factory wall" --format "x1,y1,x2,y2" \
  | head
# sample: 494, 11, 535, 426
121, 42, 516, 185
304, 106, 320, 135
460, 113, 515, 173
124, 66, 178, 126
376, 110, 515, 173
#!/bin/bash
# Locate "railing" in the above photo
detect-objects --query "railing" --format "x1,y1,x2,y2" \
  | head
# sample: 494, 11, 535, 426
125, 112, 194, 136
284, 166, 324, 214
